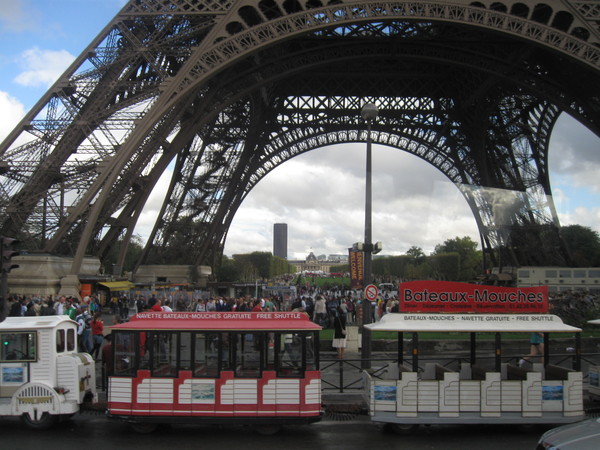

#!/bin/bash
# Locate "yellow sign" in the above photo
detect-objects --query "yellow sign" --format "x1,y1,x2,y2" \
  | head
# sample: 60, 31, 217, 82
18, 396, 52, 404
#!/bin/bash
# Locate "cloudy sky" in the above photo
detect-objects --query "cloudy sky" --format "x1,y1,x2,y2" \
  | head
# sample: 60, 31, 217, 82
1, 0, 599, 261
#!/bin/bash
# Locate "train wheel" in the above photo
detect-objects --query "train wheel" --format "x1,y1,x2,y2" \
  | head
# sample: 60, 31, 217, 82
130, 423, 158, 434
389, 423, 418, 435
254, 424, 282, 435
21, 412, 58, 430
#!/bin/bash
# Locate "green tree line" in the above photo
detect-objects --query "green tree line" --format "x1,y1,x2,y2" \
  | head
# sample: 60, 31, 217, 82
216, 252, 295, 282
99, 225, 600, 283
330, 225, 600, 282
331, 236, 482, 282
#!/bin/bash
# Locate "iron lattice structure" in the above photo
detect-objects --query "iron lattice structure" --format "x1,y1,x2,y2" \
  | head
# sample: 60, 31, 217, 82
1, 0, 600, 276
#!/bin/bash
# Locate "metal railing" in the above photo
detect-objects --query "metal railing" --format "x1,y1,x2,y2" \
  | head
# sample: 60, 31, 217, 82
320, 352, 600, 393
96, 352, 600, 393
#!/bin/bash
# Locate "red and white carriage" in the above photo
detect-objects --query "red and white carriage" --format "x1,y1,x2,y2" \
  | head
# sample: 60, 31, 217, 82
107, 311, 321, 433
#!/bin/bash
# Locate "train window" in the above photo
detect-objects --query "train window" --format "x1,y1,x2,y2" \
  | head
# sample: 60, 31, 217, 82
57, 329, 65, 352
221, 333, 232, 371
1, 332, 36, 362
278, 332, 303, 377
139, 332, 150, 370
180, 332, 192, 371
266, 332, 275, 370
234, 332, 262, 377
193, 332, 219, 377
151, 332, 177, 377
305, 333, 316, 370
67, 329, 76, 351
114, 332, 136, 376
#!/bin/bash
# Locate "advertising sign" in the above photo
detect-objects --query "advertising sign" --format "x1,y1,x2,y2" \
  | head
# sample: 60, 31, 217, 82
399, 280, 548, 313
349, 250, 364, 289
80, 283, 92, 298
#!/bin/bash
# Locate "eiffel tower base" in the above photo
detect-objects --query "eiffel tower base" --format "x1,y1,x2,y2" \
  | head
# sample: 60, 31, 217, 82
7, 254, 101, 299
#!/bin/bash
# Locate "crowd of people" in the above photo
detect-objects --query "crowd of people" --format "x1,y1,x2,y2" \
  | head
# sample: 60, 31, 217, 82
6, 287, 599, 363
6, 294, 110, 359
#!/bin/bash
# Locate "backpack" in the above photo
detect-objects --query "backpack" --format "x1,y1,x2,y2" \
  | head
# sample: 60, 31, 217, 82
77, 313, 92, 330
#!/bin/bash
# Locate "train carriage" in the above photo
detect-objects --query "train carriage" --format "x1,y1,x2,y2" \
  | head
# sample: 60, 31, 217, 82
107, 311, 321, 433
0, 316, 97, 429
364, 313, 584, 431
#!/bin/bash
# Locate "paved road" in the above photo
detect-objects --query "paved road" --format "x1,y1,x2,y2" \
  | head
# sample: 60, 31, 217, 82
0, 412, 545, 449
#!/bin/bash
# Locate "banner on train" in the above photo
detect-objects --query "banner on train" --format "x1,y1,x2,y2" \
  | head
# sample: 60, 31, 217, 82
399, 280, 548, 313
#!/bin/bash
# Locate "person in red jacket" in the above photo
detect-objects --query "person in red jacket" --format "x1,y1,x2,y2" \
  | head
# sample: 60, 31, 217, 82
150, 299, 163, 311
91, 311, 104, 360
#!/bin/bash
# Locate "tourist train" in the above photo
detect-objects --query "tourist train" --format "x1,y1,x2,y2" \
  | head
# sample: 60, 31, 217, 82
0, 282, 591, 434
0, 315, 96, 429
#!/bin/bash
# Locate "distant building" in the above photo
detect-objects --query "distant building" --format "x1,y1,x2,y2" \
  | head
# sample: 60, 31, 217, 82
288, 252, 344, 274
517, 266, 600, 293
273, 223, 288, 259
328, 254, 349, 263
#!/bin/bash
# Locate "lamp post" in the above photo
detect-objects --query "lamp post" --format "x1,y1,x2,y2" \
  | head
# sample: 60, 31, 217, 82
360, 102, 378, 369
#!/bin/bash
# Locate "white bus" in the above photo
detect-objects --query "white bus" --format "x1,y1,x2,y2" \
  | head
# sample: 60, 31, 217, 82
0, 316, 97, 429
364, 313, 584, 432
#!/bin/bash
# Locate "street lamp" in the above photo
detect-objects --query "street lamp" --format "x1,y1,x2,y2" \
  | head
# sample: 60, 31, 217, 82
360, 102, 378, 369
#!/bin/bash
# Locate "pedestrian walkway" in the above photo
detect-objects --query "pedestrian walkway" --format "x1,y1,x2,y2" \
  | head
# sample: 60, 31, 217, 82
320, 325, 369, 412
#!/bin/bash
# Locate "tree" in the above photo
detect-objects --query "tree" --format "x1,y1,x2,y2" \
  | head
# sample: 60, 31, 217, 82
221, 252, 295, 282
429, 253, 461, 281
270, 255, 295, 277
372, 255, 413, 279
406, 246, 426, 263
122, 235, 144, 273
100, 235, 144, 275
216, 255, 240, 282
561, 225, 600, 267
433, 236, 482, 281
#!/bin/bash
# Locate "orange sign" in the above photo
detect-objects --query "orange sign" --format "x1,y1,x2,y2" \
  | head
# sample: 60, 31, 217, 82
80, 283, 92, 298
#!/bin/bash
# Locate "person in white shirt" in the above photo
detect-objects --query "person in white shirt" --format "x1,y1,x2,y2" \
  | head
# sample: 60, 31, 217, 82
54, 296, 66, 315
313, 296, 327, 325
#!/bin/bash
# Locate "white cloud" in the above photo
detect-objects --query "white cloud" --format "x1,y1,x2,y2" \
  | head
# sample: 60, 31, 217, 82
224, 145, 480, 259
558, 206, 600, 230
14, 47, 75, 88
549, 114, 600, 193
0, 91, 25, 140
134, 169, 173, 241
